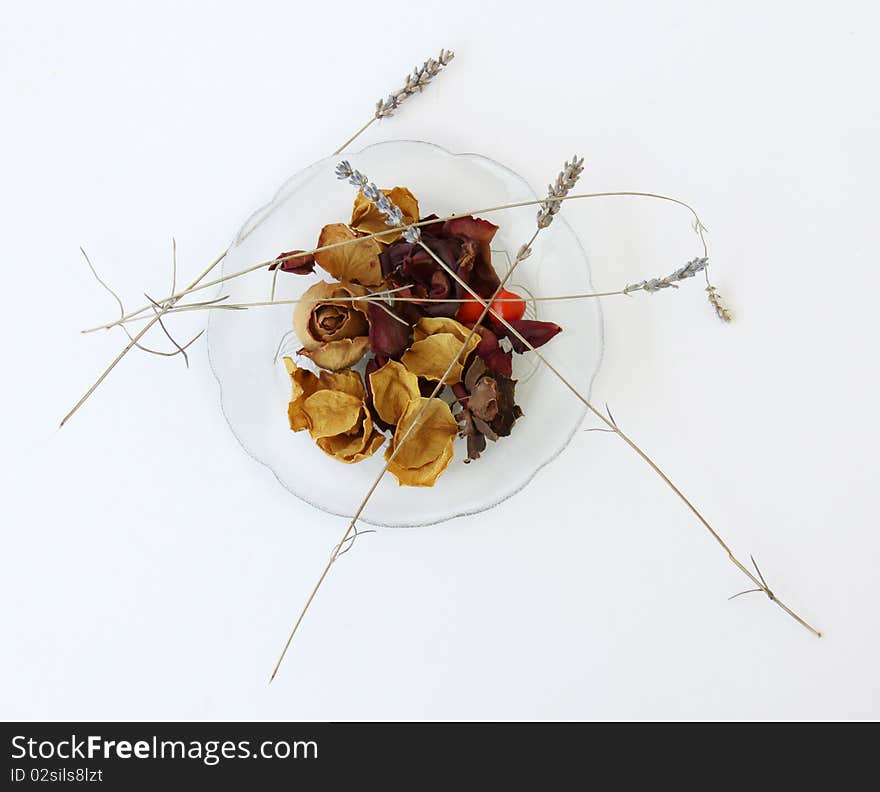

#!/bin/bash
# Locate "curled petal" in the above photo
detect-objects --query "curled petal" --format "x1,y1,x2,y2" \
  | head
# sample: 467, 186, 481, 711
316, 409, 385, 463
369, 360, 421, 426
301, 390, 363, 439
387, 439, 454, 487
474, 326, 513, 377
385, 397, 458, 486
505, 319, 563, 353
403, 317, 479, 384
314, 223, 384, 285
270, 250, 316, 275
283, 357, 321, 432
299, 336, 371, 371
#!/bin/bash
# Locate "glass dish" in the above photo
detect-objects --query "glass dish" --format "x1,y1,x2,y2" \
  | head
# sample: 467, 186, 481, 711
207, 140, 604, 526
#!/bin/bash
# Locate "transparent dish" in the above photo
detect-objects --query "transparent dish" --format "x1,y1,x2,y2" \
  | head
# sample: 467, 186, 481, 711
208, 140, 604, 526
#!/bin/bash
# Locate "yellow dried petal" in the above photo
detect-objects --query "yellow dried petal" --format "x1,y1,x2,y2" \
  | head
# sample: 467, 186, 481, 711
301, 390, 362, 439
319, 368, 366, 401
300, 336, 371, 371
401, 333, 477, 384
387, 437, 455, 487
351, 187, 419, 244
412, 316, 475, 344
316, 410, 385, 463
386, 397, 458, 470
283, 357, 321, 432
369, 360, 421, 426
313, 223, 384, 286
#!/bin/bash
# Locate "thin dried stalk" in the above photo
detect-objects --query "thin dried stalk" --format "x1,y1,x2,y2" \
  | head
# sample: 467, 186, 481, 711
269, 161, 816, 680
270, 157, 582, 681
83, 190, 713, 336
62, 49, 454, 427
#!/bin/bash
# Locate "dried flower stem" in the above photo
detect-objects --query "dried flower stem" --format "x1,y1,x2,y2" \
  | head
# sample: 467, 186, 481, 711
61, 49, 455, 427
269, 162, 816, 679
270, 158, 581, 681
82, 190, 711, 335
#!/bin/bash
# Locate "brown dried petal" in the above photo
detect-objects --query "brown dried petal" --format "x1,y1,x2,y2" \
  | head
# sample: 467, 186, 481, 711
314, 223, 384, 285
467, 376, 499, 422
369, 360, 421, 426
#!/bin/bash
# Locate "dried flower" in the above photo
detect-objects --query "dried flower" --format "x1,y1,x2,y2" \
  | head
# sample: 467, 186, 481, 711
282, 358, 385, 463
624, 257, 710, 294
536, 156, 585, 229
292, 281, 371, 371
374, 49, 455, 120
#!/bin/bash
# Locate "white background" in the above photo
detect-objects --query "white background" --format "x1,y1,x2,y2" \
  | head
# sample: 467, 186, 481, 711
2, 0, 878, 720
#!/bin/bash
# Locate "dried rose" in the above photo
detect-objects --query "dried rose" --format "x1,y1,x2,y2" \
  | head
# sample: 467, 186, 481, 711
351, 187, 419, 244
401, 316, 480, 384
385, 397, 458, 487
283, 358, 384, 463
269, 250, 316, 275
378, 214, 501, 321
313, 223, 384, 286
293, 280, 371, 371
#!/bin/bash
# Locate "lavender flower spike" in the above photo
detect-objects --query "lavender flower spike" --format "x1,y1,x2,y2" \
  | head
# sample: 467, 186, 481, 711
334, 160, 421, 243
375, 49, 455, 120
624, 257, 710, 294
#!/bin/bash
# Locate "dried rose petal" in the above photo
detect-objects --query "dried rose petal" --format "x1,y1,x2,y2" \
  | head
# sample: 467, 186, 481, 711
505, 319, 563, 353
367, 302, 412, 359
270, 250, 316, 275
314, 223, 384, 286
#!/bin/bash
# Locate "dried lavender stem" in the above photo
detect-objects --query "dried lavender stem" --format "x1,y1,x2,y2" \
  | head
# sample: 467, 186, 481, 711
269, 227, 542, 683
61, 56, 434, 426
270, 159, 583, 680
417, 240, 821, 638
115, 290, 628, 324
82, 191, 710, 334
